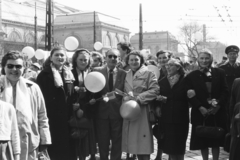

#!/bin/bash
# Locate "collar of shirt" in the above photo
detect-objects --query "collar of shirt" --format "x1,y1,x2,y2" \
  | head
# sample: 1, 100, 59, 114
227, 62, 240, 67
107, 67, 117, 73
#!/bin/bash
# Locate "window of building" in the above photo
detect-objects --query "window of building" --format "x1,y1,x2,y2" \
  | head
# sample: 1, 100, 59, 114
8, 31, 22, 42
25, 32, 34, 43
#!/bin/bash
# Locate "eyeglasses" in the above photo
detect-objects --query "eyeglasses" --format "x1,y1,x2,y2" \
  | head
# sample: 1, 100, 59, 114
108, 55, 118, 59
6, 64, 23, 69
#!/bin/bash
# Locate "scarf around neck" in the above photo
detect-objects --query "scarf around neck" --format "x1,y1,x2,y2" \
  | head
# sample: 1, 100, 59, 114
0, 76, 32, 123
51, 63, 75, 88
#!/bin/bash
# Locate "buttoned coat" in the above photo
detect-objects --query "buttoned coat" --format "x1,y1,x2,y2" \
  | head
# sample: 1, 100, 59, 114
122, 65, 159, 154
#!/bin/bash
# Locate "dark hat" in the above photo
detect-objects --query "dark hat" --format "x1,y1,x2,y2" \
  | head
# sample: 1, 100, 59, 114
225, 45, 239, 54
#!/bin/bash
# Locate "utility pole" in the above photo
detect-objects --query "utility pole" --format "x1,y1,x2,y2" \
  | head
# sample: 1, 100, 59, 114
45, 0, 54, 51
93, 11, 96, 50
139, 3, 143, 50
34, 2, 38, 50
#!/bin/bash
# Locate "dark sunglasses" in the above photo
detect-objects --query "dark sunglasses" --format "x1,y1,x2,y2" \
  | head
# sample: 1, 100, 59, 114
108, 55, 118, 59
6, 64, 23, 69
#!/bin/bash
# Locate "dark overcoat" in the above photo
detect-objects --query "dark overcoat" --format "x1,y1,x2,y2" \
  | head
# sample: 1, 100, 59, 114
37, 66, 75, 160
185, 67, 229, 149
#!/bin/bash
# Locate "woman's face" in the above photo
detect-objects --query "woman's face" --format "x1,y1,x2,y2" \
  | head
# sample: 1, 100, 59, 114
4, 58, 24, 83
50, 50, 66, 67
128, 55, 141, 71
165, 62, 180, 76
198, 53, 211, 68
157, 53, 170, 67
76, 52, 90, 70
92, 56, 101, 68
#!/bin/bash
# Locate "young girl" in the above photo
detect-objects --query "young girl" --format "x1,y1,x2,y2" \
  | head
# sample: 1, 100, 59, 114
0, 99, 20, 160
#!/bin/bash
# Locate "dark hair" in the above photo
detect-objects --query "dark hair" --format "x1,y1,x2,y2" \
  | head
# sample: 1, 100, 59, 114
91, 51, 104, 66
50, 46, 67, 57
72, 48, 91, 69
117, 42, 132, 54
156, 50, 172, 58
125, 50, 145, 66
1, 50, 24, 75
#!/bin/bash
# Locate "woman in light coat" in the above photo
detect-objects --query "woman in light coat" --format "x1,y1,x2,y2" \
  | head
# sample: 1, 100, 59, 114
122, 50, 159, 160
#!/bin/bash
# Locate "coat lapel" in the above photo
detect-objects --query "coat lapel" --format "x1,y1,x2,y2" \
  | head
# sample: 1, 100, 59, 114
102, 66, 109, 92
196, 70, 209, 95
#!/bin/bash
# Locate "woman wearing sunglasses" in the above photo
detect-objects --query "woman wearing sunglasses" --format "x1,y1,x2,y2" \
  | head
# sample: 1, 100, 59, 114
0, 51, 51, 160
37, 46, 76, 160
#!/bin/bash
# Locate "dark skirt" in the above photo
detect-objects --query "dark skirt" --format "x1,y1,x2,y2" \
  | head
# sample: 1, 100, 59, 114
75, 119, 96, 159
190, 115, 226, 150
162, 123, 189, 155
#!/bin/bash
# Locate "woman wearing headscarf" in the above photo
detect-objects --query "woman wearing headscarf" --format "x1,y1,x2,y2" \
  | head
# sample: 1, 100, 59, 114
155, 58, 191, 160
71, 49, 96, 160
122, 50, 159, 160
0, 51, 51, 160
185, 49, 228, 160
37, 46, 75, 160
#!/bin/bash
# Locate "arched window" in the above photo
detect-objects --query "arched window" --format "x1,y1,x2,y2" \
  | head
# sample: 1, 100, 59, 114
113, 35, 119, 48
8, 31, 22, 42
25, 32, 34, 43
123, 35, 127, 42
105, 34, 111, 47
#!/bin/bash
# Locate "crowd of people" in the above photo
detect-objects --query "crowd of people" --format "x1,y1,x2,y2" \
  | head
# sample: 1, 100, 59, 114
0, 42, 239, 160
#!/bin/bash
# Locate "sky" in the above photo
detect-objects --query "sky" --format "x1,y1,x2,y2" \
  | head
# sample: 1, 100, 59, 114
51, 0, 240, 47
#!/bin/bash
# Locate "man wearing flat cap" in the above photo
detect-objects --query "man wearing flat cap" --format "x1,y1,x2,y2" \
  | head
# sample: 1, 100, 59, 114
220, 45, 240, 127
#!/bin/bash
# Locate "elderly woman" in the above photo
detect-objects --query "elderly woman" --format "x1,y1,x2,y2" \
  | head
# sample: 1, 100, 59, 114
37, 46, 75, 160
1, 51, 51, 160
91, 51, 104, 68
71, 49, 96, 160
185, 49, 228, 160
122, 50, 159, 160
156, 58, 191, 160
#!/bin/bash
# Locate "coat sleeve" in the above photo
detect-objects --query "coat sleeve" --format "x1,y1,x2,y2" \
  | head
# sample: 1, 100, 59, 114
184, 74, 202, 109
229, 79, 238, 119
137, 72, 159, 105
34, 84, 52, 145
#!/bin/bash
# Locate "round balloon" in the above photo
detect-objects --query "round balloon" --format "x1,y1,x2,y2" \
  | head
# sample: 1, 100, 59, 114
35, 49, 45, 60
147, 65, 160, 79
120, 100, 141, 121
84, 72, 106, 93
94, 42, 103, 51
22, 46, 35, 59
64, 36, 79, 51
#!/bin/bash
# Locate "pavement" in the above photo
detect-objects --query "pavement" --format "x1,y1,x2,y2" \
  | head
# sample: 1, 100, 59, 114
89, 123, 230, 160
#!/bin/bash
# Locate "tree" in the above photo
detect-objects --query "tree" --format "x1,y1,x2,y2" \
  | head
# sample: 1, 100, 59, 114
178, 22, 203, 57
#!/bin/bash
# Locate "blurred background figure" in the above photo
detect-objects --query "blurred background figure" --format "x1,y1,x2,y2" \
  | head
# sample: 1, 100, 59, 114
91, 51, 104, 68
117, 42, 132, 71
23, 62, 41, 82
216, 56, 228, 67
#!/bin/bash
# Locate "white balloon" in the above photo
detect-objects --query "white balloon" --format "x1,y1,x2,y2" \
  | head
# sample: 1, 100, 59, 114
147, 65, 160, 79
94, 42, 103, 51
64, 36, 79, 51
22, 46, 35, 59
84, 72, 106, 93
35, 49, 45, 60
140, 49, 150, 60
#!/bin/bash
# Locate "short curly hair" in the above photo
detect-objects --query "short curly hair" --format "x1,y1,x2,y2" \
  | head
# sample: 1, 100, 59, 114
72, 48, 92, 69
1, 50, 24, 75
91, 51, 104, 66
125, 50, 145, 66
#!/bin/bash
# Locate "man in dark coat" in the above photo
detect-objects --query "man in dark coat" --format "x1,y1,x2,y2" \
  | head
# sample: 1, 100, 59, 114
90, 49, 126, 160
220, 45, 240, 123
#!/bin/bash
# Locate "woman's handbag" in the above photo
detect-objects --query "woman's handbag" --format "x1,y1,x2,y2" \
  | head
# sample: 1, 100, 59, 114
195, 115, 225, 139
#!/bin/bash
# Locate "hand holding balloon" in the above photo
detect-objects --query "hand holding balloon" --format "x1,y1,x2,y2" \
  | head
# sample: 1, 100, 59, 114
89, 99, 96, 105
73, 103, 80, 111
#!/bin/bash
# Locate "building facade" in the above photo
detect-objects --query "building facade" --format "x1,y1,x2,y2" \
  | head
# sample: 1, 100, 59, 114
130, 31, 179, 55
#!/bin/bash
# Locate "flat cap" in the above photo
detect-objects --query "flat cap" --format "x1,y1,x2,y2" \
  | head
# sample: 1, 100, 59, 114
225, 45, 239, 54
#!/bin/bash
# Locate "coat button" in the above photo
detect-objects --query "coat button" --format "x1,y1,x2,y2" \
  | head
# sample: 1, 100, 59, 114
143, 135, 146, 137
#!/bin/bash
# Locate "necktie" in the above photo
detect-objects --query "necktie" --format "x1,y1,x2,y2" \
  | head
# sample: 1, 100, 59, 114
109, 69, 113, 91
